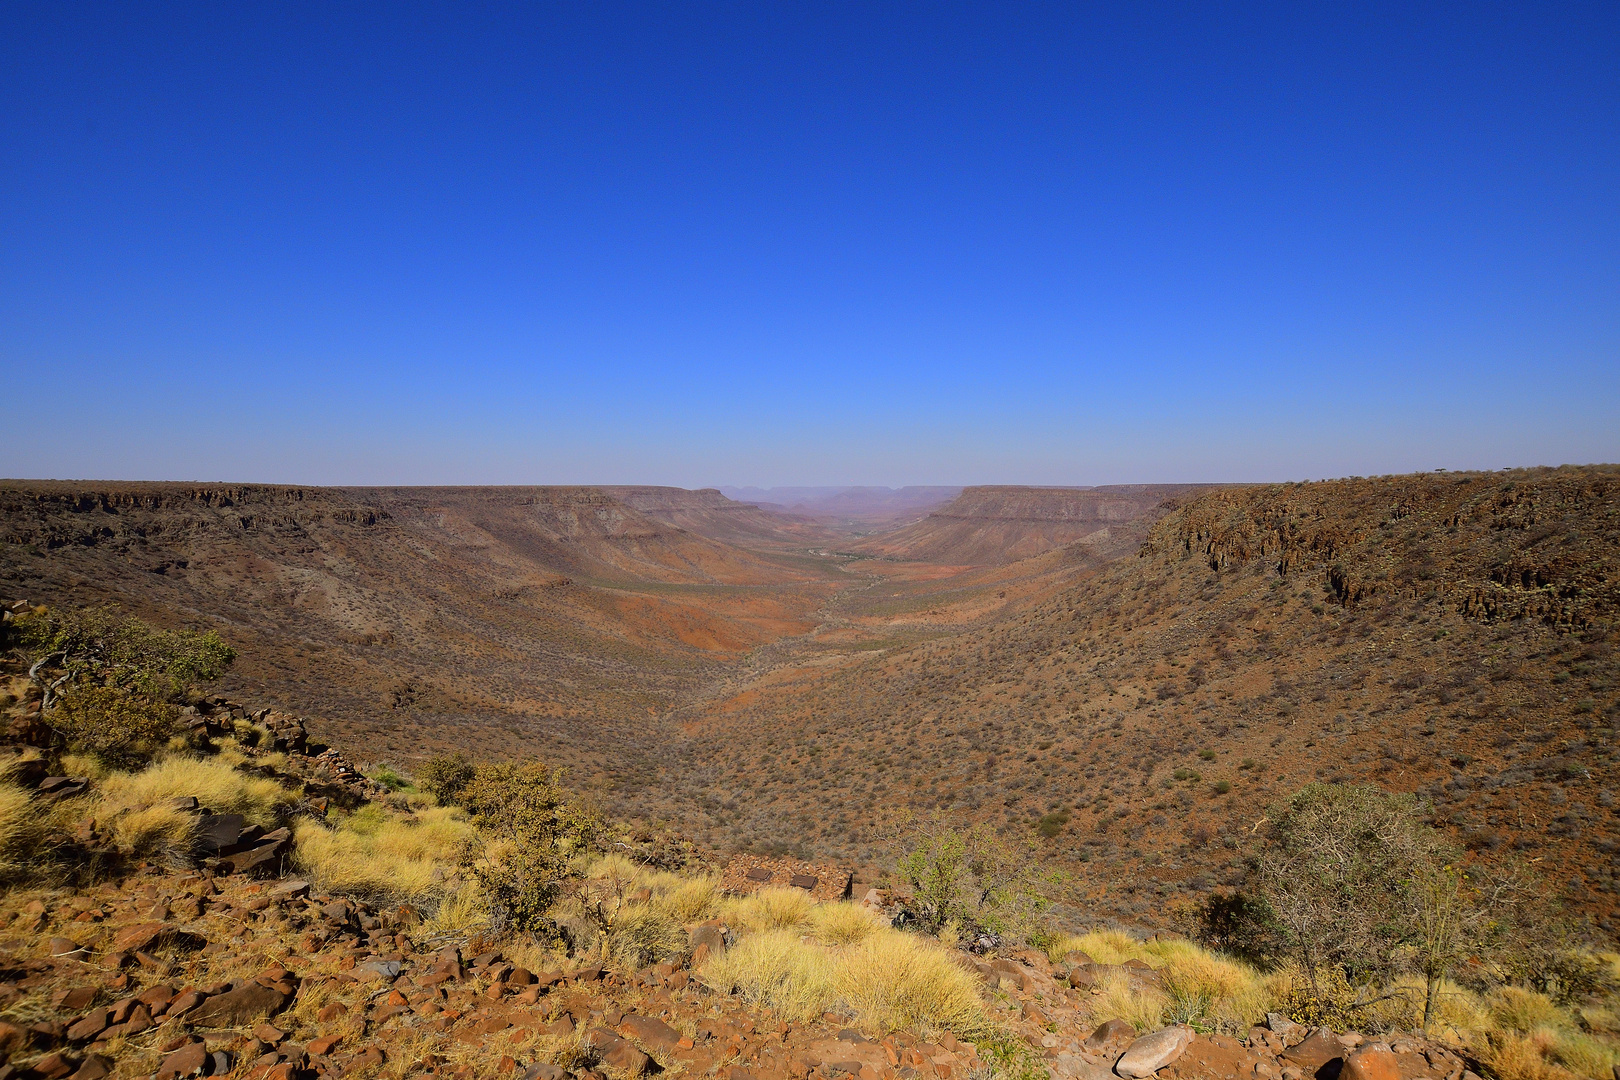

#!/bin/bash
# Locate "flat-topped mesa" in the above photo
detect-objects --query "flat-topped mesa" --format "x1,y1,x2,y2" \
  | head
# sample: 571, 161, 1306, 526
851, 484, 1215, 565
930, 485, 1210, 523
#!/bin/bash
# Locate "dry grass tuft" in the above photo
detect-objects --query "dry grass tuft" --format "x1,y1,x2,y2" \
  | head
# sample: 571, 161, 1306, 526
643, 871, 720, 922
608, 905, 689, 968
295, 804, 474, 901
835, 931, 987, 1036
110, 803, 197, 858
807, 901, 880, 946
1491, 987, 1567, 1033
702, 928, 837, 1021
0, 783, 45, 878
720, 886, 815, 932
702, 925, 986, 1035
98, 756, 295, 827
419, 881, 494, 942
1478, 1031, 1578, 1080
1048, 928, 1271, 1032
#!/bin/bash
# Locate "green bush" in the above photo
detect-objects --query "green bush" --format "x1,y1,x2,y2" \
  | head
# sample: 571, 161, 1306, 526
1036, 811, 1070, 838
462, 761, 600, 936
418, 752, 476, 806
17, 605, 234, 766
49, 685, 180, 767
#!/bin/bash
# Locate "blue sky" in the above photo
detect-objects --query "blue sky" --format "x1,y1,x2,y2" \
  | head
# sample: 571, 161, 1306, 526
2, 3, 1616, 486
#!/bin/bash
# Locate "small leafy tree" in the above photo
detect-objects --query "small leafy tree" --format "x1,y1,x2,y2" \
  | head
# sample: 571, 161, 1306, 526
459, 762, 601, 937
894, 816, 1050, 939
15, 605, 235, 765
1256, 782, 1547, 1034
418, 751, 477, 806
1255, 783, 1432, 988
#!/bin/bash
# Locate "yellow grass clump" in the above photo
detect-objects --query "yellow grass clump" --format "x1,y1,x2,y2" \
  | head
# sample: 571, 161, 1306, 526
98, 756, 296, 827
1047, 929, 1273, 1032
1094, 969, 1169, 1032
0, 782, 45, 878
702, 928, 837, 1021
807, 901, 880, 945
419, 882, 493, 942
1478, 1031, 1576, 1080
294, 804, 474, 901
701, 925, 987, 1036
721, 886, 816, 931
645, 872, 720, 923
1491, 987, 1568, 1034
835, 931, 987, 1036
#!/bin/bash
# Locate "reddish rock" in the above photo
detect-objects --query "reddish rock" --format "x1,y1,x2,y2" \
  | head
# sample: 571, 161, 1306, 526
109, 922, 169, 955
68, 1053, 112, 1080
156, 1042, 210, 1080
53, 987, 98, 1012
1281, 1030, 1347, 1078
307, 1034, 342, 1056
1115, 1027, 1194, 1079
165, 991, 204, 1018
65, 1011, 109, 1042
185, 982, 291, 1027
1085, 1019, 1135, 1049
32, 1051, 73, 1079
589, 1029, 651, 1075
1342, 1044, 1400, 1080
1161, 1035, 1263, 1080
620, 1014, 682, 1053
137, 985, 177, 1009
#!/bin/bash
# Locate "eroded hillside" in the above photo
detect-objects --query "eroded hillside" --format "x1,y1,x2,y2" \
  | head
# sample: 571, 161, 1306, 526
0, 483, 844, 784
668, 467, 1620, 932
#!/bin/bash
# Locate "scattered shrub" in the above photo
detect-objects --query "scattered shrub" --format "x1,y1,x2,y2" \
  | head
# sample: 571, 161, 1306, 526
417, 752, 476, 808
460, 761, 599, 935
49, 685, 180, 767
1036, 811, 1070, 838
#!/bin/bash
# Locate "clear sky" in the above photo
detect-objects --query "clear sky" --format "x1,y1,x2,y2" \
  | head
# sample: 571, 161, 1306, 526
2, 3, 1616, 487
